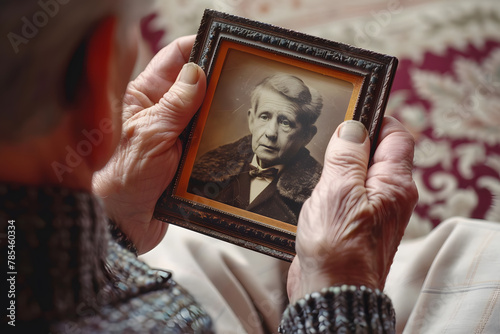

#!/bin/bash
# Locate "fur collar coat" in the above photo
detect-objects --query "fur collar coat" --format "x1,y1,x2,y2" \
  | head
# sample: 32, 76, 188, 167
189, 135, 322, 224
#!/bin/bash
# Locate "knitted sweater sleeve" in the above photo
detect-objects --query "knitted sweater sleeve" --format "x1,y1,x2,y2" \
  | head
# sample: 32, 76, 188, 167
279, 285, 396, 333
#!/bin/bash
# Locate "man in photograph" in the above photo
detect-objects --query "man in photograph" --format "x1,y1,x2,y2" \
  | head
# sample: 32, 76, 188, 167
188, 74, 324, 225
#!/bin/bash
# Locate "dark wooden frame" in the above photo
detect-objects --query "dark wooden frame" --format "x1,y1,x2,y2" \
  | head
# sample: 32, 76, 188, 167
153, 9, 398, 262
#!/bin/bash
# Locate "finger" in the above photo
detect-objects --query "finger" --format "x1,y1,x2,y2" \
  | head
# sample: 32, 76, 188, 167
153, 62, 207, 144
366, 117, 417, 208
366, 117, 418, 231
365, 118, 418, 280
372, 116, 415, 169
125, 35, 196, 110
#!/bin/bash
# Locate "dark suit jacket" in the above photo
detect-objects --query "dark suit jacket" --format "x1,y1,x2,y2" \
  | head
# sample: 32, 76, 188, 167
188, 135, 322, 225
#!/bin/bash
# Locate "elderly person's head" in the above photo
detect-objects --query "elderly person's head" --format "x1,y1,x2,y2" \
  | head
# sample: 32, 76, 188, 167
247, 74, 323, 168
0, 0, 148, 187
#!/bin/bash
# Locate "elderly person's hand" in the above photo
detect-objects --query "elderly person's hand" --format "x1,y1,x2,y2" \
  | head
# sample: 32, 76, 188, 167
92, 36, 206, 254
287, 117, 418, 303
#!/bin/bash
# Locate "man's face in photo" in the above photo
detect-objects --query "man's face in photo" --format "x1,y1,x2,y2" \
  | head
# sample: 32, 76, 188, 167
248, 88, 313, 168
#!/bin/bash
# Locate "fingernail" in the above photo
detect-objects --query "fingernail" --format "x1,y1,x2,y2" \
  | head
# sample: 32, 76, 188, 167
179, 63, 199, 85
339, 121, 367, 143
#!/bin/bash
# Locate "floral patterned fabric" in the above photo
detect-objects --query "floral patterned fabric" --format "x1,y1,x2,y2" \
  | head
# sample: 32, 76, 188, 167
141, 0, 500, 238
390, 42, 500, 233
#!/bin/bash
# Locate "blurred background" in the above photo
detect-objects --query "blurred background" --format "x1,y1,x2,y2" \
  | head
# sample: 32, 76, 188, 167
139, 0, 500, 239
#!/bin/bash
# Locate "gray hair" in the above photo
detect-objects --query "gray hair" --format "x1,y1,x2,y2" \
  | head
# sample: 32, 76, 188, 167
0, 0, 152, 142
250, 74, 323, 127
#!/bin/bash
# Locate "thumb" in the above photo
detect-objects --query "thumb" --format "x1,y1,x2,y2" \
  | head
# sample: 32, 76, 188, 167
154, 62, 206, 138
298, 120, 371, 244
299, 120, 371, 238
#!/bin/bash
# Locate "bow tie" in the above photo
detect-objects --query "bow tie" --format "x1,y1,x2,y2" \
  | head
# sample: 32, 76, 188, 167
249, 165, 279, 179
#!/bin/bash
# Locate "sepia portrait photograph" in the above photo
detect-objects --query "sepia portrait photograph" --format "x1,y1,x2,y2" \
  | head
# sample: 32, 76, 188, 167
175, 41, 361, 230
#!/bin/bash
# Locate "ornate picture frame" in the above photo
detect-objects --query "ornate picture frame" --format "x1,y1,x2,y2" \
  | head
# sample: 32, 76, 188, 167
154, 9, 398, 261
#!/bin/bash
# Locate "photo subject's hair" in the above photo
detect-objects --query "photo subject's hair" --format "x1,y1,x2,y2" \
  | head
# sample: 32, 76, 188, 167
250, 73, 323, 127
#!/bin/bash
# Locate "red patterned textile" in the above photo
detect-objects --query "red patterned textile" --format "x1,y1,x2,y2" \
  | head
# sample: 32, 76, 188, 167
391, 41, 500, 228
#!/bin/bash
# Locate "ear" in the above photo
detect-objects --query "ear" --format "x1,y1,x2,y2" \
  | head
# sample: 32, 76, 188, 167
74, 16, 119, 171
247, 109, 255, 132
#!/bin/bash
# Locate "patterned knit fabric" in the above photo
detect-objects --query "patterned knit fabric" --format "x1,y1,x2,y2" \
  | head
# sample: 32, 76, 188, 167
279, 285, 395, 334
0, 184, 213, 333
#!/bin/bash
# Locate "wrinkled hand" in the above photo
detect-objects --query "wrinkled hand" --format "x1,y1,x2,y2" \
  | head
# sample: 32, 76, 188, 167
287, 117, 418, 304
93, 36, 206, 254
